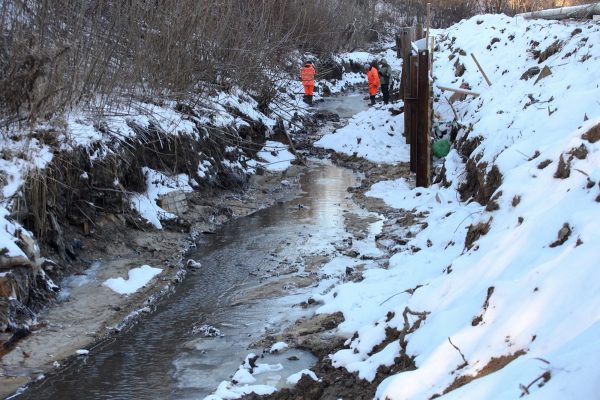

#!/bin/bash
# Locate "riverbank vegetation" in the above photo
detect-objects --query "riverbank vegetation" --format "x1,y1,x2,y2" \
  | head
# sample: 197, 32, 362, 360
0, 0, 380, 126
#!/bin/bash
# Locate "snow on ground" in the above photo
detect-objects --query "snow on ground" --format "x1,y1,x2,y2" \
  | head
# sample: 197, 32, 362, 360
255, 141, 296, 172
0, 136, 54, 262
102, 264, 162, 295
312, 13, 600, 400
129, 167, 193, 229
204, 353, 283, 400
315, 104, 409, 164
313, 43, 407, 164
269, 342, 289, 354
286, 369, 319, 385
0, 208, 31, 260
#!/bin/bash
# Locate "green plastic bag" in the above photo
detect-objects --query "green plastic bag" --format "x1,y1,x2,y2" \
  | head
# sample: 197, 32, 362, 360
432, 138, 450, 158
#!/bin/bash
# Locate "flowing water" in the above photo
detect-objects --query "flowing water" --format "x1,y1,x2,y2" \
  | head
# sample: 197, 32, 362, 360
317, 92, 368, 118
14, 95, 369, 400
17, 165, 364, 400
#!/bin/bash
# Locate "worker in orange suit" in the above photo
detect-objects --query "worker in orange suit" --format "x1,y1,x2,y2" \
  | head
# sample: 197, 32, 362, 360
365, 63, 380, 106
300, 61, 316, 106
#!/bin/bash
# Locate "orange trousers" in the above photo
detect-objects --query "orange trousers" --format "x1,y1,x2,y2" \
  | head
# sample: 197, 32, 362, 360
303, 83, 314, 96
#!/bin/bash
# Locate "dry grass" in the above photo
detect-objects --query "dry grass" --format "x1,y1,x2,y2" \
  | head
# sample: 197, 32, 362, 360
0, 0, 379, 126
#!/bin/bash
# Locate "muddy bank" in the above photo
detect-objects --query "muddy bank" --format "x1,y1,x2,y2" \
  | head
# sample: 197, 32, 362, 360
240, 141, 433, 399
244, 317, 415, 400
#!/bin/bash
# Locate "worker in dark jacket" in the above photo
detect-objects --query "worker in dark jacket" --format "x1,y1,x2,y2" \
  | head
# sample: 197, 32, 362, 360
379, 59, 392, 105
365, 63, 380, 106
300, 61, 316, 105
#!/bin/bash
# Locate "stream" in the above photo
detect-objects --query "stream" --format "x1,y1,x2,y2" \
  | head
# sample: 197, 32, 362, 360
14, 94, 371, 400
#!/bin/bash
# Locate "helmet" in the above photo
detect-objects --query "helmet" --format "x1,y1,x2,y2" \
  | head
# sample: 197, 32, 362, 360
364, 63, 370, 70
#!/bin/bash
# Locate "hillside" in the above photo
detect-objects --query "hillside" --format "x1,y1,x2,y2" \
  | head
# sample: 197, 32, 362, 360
311, 13, 600, 400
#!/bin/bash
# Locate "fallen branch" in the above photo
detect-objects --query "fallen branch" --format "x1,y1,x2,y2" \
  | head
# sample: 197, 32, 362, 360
448, 336, 469, 369
444, 95, 459, 121
399, 307, 430, 350
403, 307, 430, 334
379, 285, 424, 306
573, 168, 589, 177
532, 357, 551, 365
519, 371, 552, 397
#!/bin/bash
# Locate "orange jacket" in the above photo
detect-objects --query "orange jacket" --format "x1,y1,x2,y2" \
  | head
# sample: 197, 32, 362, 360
300, 64, 316, 85
367, 66, 380, 95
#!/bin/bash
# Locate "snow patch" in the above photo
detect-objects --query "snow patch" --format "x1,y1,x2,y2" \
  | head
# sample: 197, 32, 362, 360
102, 265, 162, 295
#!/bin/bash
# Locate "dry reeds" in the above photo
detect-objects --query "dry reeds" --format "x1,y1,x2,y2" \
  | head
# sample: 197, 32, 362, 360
24, 168, 48, 239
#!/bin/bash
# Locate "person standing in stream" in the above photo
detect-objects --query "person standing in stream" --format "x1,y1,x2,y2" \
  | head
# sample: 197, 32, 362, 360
379, 59, 392, 105
300, 61, 316, 106
365, 63, 380, 106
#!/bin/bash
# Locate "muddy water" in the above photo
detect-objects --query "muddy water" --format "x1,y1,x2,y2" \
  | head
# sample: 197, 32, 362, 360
17, 162, 363, 400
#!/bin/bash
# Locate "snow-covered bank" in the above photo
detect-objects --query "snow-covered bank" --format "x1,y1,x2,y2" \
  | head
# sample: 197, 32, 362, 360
308, 14, 600, 400
0, 78, 314, 397
315, 104, 410, 164
0, 84, 306, 314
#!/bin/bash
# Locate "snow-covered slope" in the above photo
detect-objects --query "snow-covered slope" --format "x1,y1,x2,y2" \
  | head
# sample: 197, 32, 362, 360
315, 14, 600, 399
0, 87, 302, 257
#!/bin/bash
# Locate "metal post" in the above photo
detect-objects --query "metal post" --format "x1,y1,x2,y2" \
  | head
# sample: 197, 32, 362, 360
417, 50, 431, 188
409, 55, 419, 172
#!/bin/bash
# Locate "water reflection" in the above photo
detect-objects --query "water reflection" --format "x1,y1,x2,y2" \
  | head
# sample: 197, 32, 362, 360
17, 162, 360, 400
316, 93, 368, 118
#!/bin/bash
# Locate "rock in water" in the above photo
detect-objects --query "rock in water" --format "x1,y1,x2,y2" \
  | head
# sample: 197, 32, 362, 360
192, 324, 224, 337
186, 259, 202, 269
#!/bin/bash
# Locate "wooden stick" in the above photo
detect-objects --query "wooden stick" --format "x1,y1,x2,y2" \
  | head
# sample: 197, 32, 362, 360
437, 85, 480, 97
416, 23, 424, 40
444, 95, 459, 121
448, 337, 469, 368
426, 3, 431, 50
401, 27, 415, 143
430, 36, 435, 70
470, 53, 492, 87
